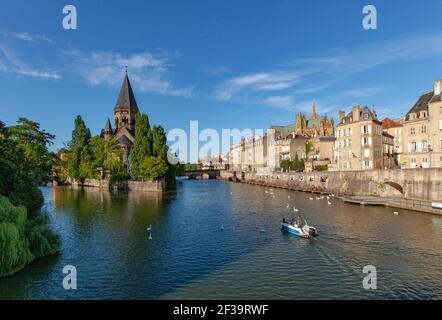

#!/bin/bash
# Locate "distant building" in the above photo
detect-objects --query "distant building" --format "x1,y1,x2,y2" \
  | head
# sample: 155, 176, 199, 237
267, 104, 335, 171
102, 72, 139, 167
295, 104, 334, 137
199, 155, 227, 170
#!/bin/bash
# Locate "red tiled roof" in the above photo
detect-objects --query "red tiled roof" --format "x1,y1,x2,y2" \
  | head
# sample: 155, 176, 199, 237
382, 118, 402, 129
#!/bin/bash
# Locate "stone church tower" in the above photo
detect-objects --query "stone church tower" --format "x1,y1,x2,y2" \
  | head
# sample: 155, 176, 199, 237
102, 72, 139, 167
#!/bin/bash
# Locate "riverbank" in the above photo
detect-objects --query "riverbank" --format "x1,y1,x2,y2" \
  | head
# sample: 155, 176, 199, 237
220, 170, 442, 215
66, 178, 167, 192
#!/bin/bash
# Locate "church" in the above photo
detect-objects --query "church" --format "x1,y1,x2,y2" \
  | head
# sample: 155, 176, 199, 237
294, 104, 334, 137
101, 72, 139, 166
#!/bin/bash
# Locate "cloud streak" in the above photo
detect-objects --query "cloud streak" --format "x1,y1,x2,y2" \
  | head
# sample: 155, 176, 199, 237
0, 39, 60, 80
214, 71, 299, 102
67, 50, 193, 97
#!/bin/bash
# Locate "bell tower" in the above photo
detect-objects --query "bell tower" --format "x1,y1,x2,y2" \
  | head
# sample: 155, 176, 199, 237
114, 70, 139, 132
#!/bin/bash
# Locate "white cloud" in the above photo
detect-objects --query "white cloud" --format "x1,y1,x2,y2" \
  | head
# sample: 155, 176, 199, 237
68, 50, 192, 97
0, 40, 60, 80
13, 32, 34, 41
214, 71, 298, 102
12, 32, 52, 43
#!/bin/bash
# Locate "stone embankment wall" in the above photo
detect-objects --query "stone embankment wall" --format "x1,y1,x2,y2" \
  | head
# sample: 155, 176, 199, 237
220, 169, 442, 202
71, 179, 166, 192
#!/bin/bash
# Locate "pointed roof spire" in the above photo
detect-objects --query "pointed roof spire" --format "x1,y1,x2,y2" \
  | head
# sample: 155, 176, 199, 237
105, 118, 112, 130
114, 72, 139, 112
311, 103, 317, 120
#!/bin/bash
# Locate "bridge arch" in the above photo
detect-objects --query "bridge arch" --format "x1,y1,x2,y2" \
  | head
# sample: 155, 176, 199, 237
383, 181, 405, 195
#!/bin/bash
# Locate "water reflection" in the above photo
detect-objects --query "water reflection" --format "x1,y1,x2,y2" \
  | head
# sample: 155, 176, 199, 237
0, 181, 441, 299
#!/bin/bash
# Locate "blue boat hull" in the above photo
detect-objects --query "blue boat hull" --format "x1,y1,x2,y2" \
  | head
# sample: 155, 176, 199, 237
281, 223, 317, 238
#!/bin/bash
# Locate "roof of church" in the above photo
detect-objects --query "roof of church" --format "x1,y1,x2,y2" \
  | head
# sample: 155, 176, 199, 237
105, 118, 112, 130
117, 134, 133, 146
114, 73, 139, 112
270, 124, 295, 135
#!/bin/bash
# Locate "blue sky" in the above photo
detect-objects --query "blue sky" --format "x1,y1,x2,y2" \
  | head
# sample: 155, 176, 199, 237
1, 0, 442, 152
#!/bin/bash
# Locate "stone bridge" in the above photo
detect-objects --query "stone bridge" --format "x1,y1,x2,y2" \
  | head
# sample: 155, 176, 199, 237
180, 169, 221, 180
221, 168, 442, 202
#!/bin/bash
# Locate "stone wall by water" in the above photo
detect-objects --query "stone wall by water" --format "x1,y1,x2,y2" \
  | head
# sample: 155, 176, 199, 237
71, 179, 166, 192
220, 168, 442, 202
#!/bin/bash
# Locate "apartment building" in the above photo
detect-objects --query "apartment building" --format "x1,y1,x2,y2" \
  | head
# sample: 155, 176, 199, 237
334, 106, 383, 170
382, 132, 395, 169
401, 81, 442, 168
382, 118, 403, 167
428, 80, 442, 168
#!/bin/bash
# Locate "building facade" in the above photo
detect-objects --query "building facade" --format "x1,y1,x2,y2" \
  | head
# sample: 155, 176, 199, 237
381, 118, 403, 167
401, 81, 442, 168
334, 106, 383, 170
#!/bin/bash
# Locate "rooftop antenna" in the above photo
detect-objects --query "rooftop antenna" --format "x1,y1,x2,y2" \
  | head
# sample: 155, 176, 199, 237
125, 65, 128, 74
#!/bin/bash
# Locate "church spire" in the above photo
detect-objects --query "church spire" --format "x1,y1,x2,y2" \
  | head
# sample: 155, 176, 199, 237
114, 72, 139, 112
311, 103, 318, 120
105, 118, 112, 131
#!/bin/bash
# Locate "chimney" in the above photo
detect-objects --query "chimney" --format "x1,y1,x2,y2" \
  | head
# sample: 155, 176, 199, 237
434, 80, 442, 96
338, 111, 345, 123
352, 105, 361, 121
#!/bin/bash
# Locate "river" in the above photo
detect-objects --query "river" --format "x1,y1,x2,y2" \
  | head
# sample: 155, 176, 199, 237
0, 179, 441, 299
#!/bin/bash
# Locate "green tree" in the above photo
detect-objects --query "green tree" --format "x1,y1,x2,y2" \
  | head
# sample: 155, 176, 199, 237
139, 156, 169, 181
90, 135, 125, 178
0, 195, 60, 277
8, 118, 55, 184
130, 113, 152, 180
67, 116, 93, 183
0, 126, 43, 217
151, 125, 168, 159
305, 140, 314, 159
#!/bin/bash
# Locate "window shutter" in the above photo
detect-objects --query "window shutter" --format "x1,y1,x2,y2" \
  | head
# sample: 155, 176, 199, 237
368, 125, 372, 134
369, 137, 372, 145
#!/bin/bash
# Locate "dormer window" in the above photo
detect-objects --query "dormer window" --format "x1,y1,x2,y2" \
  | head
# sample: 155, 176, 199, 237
363, 113, 369, 120
421, 111, 427, 118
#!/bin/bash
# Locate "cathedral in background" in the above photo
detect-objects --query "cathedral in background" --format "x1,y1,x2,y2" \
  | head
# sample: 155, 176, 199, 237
295, 104, 334, 138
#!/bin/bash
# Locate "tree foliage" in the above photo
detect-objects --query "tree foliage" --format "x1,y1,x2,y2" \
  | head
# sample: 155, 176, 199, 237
0, 123, 43, 217
130, 113, 152, 180
67, 115, 93, 183
305, 140, 314, 159
139, 156, 169, 181
0, 196, 59, 277
280, 153, 305, 172
8, 118, 55, 184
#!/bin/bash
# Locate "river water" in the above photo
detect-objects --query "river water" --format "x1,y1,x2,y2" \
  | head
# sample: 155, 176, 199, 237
0, 179, 441, 299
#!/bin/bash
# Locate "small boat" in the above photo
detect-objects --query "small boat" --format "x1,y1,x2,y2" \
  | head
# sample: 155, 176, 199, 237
281, 218, 317, 238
